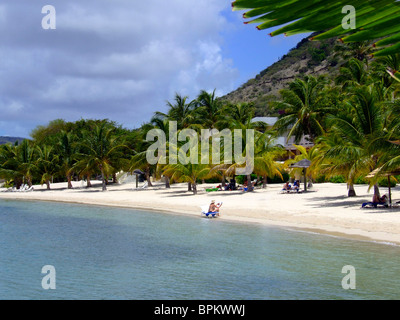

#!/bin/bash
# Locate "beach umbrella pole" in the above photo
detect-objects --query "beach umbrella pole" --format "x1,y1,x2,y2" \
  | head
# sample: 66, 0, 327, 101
388, 175, 392, 208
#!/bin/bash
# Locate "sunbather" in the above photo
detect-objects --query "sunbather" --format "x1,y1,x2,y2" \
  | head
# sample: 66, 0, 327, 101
208, 200, 222, 216
292, 180, 300, 192
282, 182, 291, 191
362, 194, 388, 208
226, 179, 237, 191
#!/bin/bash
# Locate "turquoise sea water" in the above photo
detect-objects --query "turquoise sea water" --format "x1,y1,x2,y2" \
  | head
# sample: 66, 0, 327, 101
1, 199, 400, 300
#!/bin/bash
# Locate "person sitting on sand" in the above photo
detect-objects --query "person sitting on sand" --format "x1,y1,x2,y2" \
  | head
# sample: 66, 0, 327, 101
362, 194, 388, 208
282, 181, 291, 191
208, 200, 222, 215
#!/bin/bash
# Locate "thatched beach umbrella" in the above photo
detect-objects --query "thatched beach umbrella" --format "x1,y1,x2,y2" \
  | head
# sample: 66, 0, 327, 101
133, 169, 145, 188
366, 168, 400, 208
289, 159, 311, 192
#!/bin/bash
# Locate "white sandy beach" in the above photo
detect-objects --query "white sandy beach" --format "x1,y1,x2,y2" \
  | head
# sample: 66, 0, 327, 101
1, 180, 400, 245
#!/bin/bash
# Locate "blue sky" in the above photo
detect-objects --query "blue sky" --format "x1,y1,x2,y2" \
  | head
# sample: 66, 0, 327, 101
0, 1, 310, 138
220, 6, 309, 88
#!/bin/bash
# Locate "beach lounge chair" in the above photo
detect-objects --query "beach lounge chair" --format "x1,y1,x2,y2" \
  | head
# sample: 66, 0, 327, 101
362, 195, 389, 208
361, 201, 388, 208
200, 205, 218, 218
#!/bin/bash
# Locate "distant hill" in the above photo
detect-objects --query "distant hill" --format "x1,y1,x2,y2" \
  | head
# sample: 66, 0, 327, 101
220, 33, 342, 116
0, 136, 25, 145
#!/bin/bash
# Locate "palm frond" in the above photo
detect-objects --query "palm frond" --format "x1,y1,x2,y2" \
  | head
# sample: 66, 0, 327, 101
233, 0, 400, 56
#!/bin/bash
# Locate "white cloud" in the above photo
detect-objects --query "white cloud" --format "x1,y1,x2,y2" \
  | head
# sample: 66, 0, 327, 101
173, 40, 238, 97
0, 0, 238, 137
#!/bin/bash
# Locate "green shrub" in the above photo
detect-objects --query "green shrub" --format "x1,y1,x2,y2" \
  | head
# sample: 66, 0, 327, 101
354, 176, 367, 184
378, 177, 396, 188
268, 171, 289, 184
204, 177, 222, 184
234, 171, 288, 185
329, 175, 346, 183
3, 180, 14, 188
236, 174, 257, 185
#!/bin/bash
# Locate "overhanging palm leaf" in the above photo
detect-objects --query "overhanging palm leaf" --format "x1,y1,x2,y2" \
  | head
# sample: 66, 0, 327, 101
232, 0, 400, 57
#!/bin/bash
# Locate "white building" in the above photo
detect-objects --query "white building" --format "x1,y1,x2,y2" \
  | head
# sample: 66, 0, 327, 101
251, 117, 314, 157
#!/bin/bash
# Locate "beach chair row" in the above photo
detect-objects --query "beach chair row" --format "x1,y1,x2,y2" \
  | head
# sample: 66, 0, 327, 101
6, 184, 34, 192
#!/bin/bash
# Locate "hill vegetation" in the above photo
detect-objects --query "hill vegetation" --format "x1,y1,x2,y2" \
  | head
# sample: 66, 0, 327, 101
220, 34, 341, 116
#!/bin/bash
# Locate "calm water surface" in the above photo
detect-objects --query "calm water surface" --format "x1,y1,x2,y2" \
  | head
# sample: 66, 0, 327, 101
1, 199, 400, 300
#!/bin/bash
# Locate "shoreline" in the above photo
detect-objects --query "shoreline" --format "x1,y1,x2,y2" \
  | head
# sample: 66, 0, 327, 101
1, 181, 400, 246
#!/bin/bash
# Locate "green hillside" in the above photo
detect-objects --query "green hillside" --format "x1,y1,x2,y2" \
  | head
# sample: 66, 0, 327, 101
221, 33, 342, 116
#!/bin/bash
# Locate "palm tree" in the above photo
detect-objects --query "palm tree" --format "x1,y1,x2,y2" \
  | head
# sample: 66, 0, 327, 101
0, 143, 21, 186
16, 140, 37, 188
316, 133, 364, 197
234, 1, 400, 57
334, 41, 375, 64
35, 145, 59, 190
283, 144, 322, 189
76, 121, 128, 191
321, 84, 390, 196
213, 116, 266, 192
335, 58, 370, 90
367, 96, 400, 184
128, 123, 159, 188
193, 89, 223, 129
219, 102, 256, 128
154, 93, 196, 130
253, 133, 284, 188
371, 53, 400, 95
162, 150, 211, 195
56, 131, 76, 189
148, 117, 173, 188
273, 75, 330, 144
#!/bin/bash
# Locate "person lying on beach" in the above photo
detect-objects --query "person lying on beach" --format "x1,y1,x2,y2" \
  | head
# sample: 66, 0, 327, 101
208, 200, 222, 215
362, 194, 388, 208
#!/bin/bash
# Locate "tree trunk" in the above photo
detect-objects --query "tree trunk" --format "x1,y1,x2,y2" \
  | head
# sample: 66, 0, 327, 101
145, 168, 153, 187
221, 174, 226, 187
67, 174, 73, 189
373, 184, 380, 199
165, 176, 170, 189
101, 169, 107, 191
112, 173, 118, 184
246, 174, 253, 192
46, 180, 51, 190
348, 183, 356, 197
86, 175, 92, 188
263, 175, 267, 188
192, 182, 197, 195
15, 178, 23, 190
307, 175, 313, 188
188, 182, 192, 191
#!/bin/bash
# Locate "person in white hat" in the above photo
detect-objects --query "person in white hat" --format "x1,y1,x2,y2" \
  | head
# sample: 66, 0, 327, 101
208, 200, 222, 216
